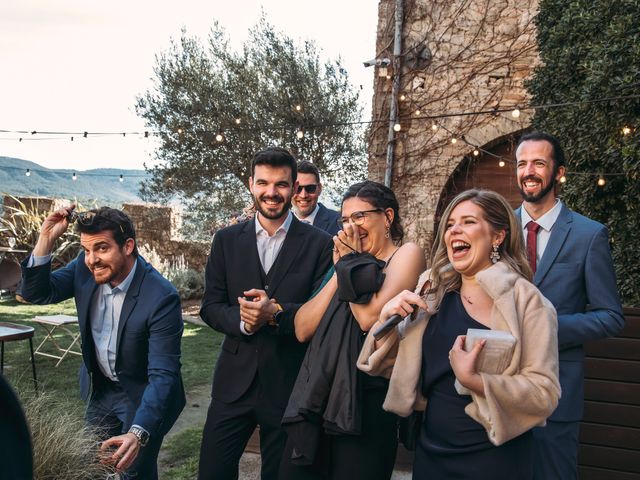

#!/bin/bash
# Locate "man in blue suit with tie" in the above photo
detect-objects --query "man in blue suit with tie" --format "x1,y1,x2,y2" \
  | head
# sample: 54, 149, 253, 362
20, 206, 185, 479
515, 131, 624, 479
292, 160, 340, 235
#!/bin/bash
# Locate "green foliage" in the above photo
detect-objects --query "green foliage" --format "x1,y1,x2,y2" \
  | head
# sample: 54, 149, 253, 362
136, 16, 366, 237
168, 267, 205, 301
0, 195, 80, 269
527, 0, 640, 305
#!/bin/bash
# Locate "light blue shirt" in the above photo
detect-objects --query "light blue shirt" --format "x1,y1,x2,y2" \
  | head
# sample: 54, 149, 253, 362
89, 259, 137, 381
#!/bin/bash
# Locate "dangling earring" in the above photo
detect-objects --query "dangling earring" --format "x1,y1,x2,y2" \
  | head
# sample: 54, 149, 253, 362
490, 243, 500, 263
385, 223, 391, 239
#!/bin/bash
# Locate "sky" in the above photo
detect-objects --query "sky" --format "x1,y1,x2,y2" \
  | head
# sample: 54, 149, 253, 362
0, 0, 379, 172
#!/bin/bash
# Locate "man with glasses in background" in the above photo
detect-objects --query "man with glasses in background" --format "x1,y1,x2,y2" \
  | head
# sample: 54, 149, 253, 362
292, 160, 340, 235
19, 206, 185, 480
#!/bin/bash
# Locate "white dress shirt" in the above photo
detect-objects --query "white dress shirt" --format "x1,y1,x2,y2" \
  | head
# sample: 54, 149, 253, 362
240, 211, 293, 335
520, 199, 563, 266
294, 204, 320, 225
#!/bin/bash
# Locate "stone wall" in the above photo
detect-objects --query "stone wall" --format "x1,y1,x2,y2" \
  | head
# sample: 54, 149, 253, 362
369, 0, 539, 250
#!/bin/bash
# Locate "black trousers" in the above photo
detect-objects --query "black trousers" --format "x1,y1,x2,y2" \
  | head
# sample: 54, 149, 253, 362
198, 376, 288, 480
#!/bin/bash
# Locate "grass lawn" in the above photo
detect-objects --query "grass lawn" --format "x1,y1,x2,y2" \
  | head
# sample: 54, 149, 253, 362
0, 296, 222, 479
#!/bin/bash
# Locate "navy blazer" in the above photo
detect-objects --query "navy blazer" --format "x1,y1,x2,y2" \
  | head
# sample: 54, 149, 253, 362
200, 216, 333, 407
20, 255, 186, 437
517, 203, 624, 421
313, 203, 341, 236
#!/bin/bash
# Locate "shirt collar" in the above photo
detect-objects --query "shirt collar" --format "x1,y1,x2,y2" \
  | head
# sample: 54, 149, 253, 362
255, 210, 293, 237
106, 258, 138, 295
521, 199, 563, 232
294, 204, 320, 224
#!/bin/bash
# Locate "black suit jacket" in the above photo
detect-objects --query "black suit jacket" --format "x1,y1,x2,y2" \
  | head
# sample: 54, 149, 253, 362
313, 203, 341, 236
200, 216, 333, 407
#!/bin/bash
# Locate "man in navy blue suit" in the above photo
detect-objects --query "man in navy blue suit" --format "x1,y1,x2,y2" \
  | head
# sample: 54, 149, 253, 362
292, 160, 340, 235
515, 131, 624, 479
20, 207, 185, 480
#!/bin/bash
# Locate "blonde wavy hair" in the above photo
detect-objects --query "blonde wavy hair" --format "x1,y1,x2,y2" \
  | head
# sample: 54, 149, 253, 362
429, 189, 532, 307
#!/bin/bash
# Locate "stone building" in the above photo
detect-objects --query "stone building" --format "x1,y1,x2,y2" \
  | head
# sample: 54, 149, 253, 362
368, 0, 539, 250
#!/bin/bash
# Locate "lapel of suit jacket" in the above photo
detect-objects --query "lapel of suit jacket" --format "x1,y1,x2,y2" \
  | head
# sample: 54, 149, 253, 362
76, 255, 99, 341
534, 204, 573, 285
313, 204, 328, 231
240, 218, 263, 286
266, 216, 304, 298
117, 258, 146, 348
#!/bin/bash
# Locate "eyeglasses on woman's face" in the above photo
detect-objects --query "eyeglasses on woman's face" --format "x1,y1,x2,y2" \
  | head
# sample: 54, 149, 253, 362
337, 208, 383, 229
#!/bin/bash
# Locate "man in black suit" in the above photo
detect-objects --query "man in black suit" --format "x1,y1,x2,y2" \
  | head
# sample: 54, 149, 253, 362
292, 160, 341, 235
198, 147, 333, 480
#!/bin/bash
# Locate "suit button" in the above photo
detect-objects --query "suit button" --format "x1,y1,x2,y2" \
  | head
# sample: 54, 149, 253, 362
265, 285, 269, 290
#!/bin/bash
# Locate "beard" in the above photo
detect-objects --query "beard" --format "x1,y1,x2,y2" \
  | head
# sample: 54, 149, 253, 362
254, 193, 291, 220
518, 174, 557, 203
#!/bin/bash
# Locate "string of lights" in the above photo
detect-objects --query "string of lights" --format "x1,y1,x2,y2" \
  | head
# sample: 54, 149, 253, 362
1, 93, 637, 186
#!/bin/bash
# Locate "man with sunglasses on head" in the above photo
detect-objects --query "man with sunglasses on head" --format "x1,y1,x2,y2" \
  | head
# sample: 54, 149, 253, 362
19, 206, 185, 480
198, 147, 333, 480
292, 160, 340, 235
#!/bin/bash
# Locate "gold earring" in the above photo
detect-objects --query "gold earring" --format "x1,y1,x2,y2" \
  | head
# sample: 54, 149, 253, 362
385, 224, 390, 239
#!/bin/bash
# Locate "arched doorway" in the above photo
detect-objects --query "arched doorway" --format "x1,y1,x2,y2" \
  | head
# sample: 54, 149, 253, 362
434, 132, 524, 227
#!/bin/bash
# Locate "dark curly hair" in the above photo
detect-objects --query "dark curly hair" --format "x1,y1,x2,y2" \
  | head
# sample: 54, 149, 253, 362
341, 180, 404, 243
75, 207, 138, 256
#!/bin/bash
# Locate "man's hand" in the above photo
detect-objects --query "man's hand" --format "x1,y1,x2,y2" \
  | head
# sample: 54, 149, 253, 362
33, 205, 75, 257
238, 289, 277, 332
99, 432, 140, 473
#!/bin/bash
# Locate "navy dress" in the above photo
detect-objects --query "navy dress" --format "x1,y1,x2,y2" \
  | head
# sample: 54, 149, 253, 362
414, 292, 533, 479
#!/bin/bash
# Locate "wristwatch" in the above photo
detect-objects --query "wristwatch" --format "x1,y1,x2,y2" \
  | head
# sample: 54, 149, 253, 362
128, 426, 150, 447
269, 303, 283, 326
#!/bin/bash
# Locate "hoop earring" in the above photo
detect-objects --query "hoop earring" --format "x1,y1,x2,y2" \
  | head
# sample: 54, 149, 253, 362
490, 243, 500, 263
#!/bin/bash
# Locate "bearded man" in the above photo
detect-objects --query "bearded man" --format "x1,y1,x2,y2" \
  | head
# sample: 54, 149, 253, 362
20, 207, 185, 480
198, 146, 333, 480
515, 131, 624, 480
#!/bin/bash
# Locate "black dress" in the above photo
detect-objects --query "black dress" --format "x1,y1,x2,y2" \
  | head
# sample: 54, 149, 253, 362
414, 292, 533, 480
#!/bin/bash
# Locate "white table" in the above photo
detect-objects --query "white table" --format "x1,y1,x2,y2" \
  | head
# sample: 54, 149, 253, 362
33, 315, 82, 367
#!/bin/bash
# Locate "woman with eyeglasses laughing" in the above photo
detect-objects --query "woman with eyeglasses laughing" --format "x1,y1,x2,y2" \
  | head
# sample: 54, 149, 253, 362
280, 180, 425, 480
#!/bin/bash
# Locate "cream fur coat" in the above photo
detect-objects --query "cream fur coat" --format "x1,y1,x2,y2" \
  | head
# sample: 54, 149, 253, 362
357, 261, 561, 446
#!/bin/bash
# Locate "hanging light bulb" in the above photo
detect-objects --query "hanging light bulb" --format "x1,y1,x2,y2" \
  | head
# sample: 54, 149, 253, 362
431, 123, 438, 131
597, 176, 606, 187
559, 175, 567, 183
393, 123, 401, 132
295, 105, 302, 111
415, 109, 421, 116
473, 149, 480, 156
25, 168, 31, 177
296, 129, 304, 139
215, 133, 224, 142
119, 174, 124, 183
622, 126, 631, 135
499, 160, 506, 167
235, 118, 241, 125
399, 94, 406, 101
451, 138, 457, 144
177, 127, 183, 135
511, 108, 521, 118
72, 172, 77, 181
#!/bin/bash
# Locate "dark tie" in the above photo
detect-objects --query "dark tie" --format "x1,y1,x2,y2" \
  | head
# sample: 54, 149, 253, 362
526, 221, 541, 274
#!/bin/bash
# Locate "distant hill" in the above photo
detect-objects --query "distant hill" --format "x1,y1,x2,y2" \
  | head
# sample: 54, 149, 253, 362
0, 156, 150, 204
